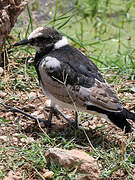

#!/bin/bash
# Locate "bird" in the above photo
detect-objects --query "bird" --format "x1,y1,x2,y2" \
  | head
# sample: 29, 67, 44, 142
14, 26, 135, 133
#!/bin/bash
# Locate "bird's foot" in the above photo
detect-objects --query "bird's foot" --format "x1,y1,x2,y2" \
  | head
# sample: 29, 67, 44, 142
35, 117, 52, 127
0, 102, 79, 129
45, 106, 79, 128
0, 102, 52, 127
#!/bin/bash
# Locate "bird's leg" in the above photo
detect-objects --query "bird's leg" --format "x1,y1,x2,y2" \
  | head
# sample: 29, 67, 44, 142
45, 106, 60, 120
0, 102, 79, 128
0, 102, 51, 126
74, 111, 79, 128
50, 106, 80, 127
45, 107, 56, 127
44, 100, 76, 125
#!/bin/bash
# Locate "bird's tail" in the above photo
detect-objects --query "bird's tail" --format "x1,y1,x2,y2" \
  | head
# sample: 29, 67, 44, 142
122, 108, 135, 122
86, 105, 134, 133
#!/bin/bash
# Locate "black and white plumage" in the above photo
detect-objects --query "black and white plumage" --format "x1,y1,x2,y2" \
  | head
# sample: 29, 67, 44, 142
14, 27, 135, 133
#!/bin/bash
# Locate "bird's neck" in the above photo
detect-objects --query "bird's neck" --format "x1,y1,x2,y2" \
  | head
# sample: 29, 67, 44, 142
34, 47, 54, 81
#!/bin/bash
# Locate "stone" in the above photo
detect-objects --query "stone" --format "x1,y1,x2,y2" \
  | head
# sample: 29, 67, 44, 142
43, 170, 54, 179
26, 137, 35, 143
0, 136, 8, 142
3, 170, 22, 180
31, 111, 40, 116
0, 91, 7, 98
45, 148, 100, 180
12, 137, 18, 142
0, 67, 4, 75
20, 137, 35, 144
28, 92, 37, 98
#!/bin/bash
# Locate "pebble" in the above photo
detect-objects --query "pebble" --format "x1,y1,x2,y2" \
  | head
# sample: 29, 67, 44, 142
12, 137, 18, 142
0, 91, 7, 98
32, 111, 40, 116
20, 137, 35, 144
45, 99, 51, 107
0, 136, 8, 142
38, 106, 44, 111
13, 133, 20, 137
43, 171, 54, 179
26, 137, 35, 143
28, 92, 37, 98
0, 67, 4, 75
20, 138, 25, 143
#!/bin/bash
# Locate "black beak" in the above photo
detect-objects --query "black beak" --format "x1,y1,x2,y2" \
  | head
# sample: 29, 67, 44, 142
13, 39, 30, 46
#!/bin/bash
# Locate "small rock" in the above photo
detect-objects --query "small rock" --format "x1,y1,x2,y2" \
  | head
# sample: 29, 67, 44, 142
111, 168, 125, 178
12, 137, 18, 142
45, 148, 100, 180
3, 170, 21, 180
0, 165, 4, 170
0, 136, 8, 142
23, 104, 36, 111
20, 138, 25, 143
28, 92, 37, 98
38, 114, 45, 119
0, 67, 4, 75
3, 170, 14, 180
17, 75, 24, 79
5, 112, 13, 117
18, 143, 23, 146
13, 171, 22, 180
26, 137, 35, 143
32, 111, 40, 116
20, 137, 35, 144
45, 99, 51, 107
38, 105, 45, 111
42, 168, 48, 173
0, 91, 7, 98
43, 171, 54, 179
13, 133, 20, 137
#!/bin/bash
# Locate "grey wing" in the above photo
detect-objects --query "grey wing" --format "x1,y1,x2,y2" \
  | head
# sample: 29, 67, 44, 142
77, 79, 123, 112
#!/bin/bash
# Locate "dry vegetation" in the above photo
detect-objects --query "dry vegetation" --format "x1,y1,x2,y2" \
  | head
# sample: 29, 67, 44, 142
1, 0, 135, 179
0, 52, 135, 179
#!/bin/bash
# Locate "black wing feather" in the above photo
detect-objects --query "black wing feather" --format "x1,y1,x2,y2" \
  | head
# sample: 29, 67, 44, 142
45, 45, 105, 85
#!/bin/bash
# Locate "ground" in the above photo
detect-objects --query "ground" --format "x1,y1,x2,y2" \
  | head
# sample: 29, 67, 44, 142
0, 58, 135, 179
0, 0, 135, 178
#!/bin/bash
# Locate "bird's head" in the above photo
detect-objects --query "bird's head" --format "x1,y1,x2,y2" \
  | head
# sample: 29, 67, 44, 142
14, 27, 68, 52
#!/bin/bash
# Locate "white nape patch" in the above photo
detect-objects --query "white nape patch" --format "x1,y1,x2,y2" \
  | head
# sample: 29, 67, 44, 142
28, 27, 44, 40
54, 36, 68, 49
45, 56, 61, 69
